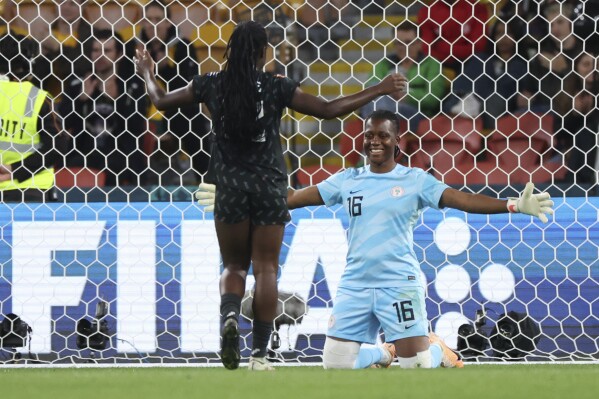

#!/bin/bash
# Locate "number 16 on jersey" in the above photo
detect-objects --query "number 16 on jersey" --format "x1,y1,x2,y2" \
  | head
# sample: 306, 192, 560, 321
347, 196, 363, 217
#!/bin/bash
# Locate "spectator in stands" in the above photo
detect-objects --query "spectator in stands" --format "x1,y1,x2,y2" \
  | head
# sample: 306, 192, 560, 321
417, 0, 489, 73
556, 52, 598, 117
573, 52, 598, 92
573, 1, 599, 54
558, 80, 598, 186
360, 20, 447, 133
1, 1, 48, 91
521, 2, 582, 112
553, 51, 598, 185
0, 2, 29, 37
37, 0, 91, 96
495, 0, 549, 56
133, 0, 210, 186
443, 19, 528, 127
295, 0, 350, 61
59, 30, 148, 187
0, 34, 66, 202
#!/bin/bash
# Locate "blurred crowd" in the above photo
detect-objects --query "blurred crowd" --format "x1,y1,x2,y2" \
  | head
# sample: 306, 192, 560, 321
360, 0, 598, 189
0, 0, 597, 192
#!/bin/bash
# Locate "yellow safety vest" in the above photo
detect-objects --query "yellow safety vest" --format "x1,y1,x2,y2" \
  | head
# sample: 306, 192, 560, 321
0, 80, 54, 190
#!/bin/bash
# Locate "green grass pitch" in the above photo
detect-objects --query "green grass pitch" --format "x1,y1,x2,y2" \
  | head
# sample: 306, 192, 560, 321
1, 364, 597, 399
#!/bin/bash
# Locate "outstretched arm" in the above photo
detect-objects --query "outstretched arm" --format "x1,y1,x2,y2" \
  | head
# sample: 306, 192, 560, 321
287, 186, 325, 209
194, 184, 325, 212
440, 183, 554, 223
289, 73, 407, 119
440, 188, 507, 214
134, 49, 195, 111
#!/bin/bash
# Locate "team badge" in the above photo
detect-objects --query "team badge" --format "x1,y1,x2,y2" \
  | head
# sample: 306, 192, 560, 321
391, 186, 404, 197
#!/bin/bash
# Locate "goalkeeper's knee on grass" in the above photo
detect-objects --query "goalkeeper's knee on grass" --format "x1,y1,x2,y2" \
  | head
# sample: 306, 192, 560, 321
322, 339, 360, 369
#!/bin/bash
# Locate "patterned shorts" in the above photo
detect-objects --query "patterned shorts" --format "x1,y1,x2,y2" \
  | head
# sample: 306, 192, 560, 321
214, 184, 290, 225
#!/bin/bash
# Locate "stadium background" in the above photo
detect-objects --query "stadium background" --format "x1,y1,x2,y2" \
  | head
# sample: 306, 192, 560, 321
0, 0, 597, 364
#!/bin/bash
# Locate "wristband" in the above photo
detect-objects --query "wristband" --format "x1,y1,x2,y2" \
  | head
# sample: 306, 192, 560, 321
507, 198, 519, 213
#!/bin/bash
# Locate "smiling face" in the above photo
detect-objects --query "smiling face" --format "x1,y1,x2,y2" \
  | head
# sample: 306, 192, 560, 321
363, 117, 399, 173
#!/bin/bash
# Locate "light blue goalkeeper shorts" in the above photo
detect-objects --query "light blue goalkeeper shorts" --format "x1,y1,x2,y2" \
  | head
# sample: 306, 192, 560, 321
327, 286, 428, 344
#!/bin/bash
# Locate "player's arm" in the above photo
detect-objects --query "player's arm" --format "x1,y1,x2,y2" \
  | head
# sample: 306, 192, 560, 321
134, 49, 195, 110
289, 73, 407, 119
287, 186, 325, 209
194, 184, 326, 212
439, 183, 554, 223
440, 188, 506, 213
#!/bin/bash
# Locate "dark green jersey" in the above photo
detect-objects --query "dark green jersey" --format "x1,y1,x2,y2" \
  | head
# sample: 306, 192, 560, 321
193, 71, 298, 196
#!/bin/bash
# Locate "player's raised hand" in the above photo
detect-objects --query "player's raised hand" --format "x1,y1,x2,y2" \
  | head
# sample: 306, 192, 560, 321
134, 48, 155, 78
377, 73, 407, 96
507, 182, 554, 223
195, 183, 216, 212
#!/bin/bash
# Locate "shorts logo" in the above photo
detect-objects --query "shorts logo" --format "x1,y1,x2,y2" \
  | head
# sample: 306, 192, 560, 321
328, 315, 336, 329
405, 323, 416, 330
391, 186, 404, 197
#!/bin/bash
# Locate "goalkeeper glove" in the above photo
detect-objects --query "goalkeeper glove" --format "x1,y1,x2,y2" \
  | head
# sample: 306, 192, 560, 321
194, 183, 216, 212
507, 182, 554, 223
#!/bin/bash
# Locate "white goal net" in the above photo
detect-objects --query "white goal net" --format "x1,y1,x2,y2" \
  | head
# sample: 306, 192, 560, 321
0, 0, 597, 365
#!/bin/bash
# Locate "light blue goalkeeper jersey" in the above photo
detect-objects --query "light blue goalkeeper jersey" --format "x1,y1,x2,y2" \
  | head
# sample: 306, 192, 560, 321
316, 164, 449, 289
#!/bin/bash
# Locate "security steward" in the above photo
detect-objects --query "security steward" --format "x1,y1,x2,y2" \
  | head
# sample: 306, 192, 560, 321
0, 33, 64, 202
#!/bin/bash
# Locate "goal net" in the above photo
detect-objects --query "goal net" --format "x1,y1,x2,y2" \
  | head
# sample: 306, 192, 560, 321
0, 0, 597, 364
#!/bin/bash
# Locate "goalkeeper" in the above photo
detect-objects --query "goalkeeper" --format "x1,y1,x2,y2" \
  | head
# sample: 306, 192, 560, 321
136, 21, 406, 371
196, 109, 554, 369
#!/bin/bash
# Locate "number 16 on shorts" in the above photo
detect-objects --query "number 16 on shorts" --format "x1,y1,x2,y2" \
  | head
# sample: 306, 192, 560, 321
378, 287, 428, 339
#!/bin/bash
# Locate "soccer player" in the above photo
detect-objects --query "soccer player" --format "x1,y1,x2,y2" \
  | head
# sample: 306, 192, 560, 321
288, 110, 553, 369
135, 21, 406, 371
197, 109, 554, 369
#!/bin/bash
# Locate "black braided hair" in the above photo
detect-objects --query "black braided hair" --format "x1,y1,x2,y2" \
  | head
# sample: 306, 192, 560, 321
218, 21, 268, 150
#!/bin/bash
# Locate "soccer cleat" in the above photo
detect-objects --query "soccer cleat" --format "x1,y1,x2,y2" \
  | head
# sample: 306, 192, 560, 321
221, 318, 240, 370
377, 343, 397, 368
429, 333, 464, 368
248, 356, 275, 371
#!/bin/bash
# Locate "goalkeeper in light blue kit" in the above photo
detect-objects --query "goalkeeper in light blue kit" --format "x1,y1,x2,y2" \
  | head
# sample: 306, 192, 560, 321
196, 109, 554, 369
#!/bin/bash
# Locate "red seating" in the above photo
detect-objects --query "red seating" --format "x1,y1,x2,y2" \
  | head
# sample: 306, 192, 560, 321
488, 112, 553, 167
55, 167, 106, 188
528, 160, 568, 184
339, 119, 364, 167
483, 112, 555, 184
295, 164, 342, 187
409, 115, 483, 185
